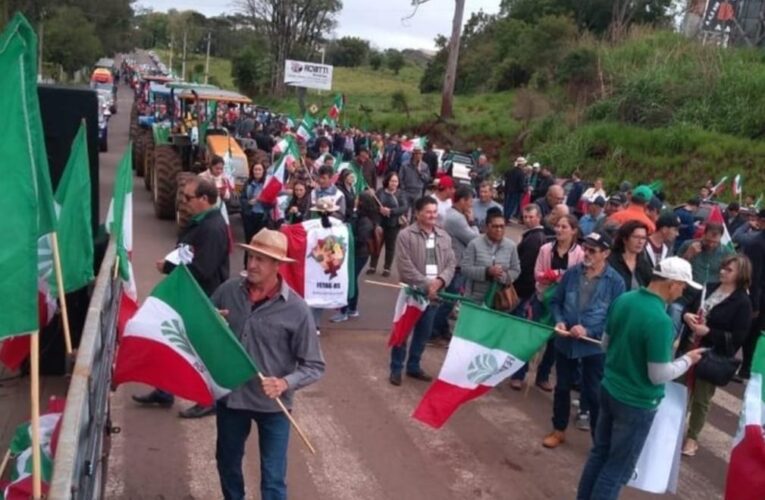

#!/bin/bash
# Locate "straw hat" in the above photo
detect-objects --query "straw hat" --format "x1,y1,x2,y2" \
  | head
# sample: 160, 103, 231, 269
238, 229, 296, 263
310, 196, 341, 213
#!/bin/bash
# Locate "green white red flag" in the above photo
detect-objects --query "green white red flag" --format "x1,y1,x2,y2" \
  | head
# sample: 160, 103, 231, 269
413, 302, 552, 428
725, 337, 765, 499
112, 265, 258, 406
401, 136, 427, 153
707, 204, 734, 251
0, 13, 57, 340
327, 93, 344, 121
733, 174, 743, 197
296, 114, 316, 143
260, 136, 300, 206
388, 286, 429, 347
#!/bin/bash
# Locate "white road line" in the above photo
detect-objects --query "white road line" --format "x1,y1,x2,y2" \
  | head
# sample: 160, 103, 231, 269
711, 387, 742, 416
293, 385, 384, 500
104, 390, 126, 498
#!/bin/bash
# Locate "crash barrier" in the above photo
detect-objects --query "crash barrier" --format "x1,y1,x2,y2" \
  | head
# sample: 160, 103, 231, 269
49, 240, 120, 499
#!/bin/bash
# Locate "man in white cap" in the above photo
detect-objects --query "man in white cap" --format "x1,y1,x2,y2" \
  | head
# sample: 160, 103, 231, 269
212, 228, 325, 500
577, 257, 707, 500
503, 156, 527, 222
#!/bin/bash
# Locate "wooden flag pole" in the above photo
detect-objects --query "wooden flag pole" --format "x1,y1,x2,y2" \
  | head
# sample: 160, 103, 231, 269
257, 373, 316, 454
113, 255, 120, 280
0, 448, 10, 480
30, 332, 42, 499
364, 279, 403, 290
50, 232, 73, 355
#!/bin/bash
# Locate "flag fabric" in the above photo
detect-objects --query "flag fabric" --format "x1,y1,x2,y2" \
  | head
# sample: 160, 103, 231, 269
388, 286, 429, 347
327, 93, 344, 121
725, 336, 765, 499
0, 279, 57, 370
279, 218, 353, 308
296, 114, 316, 143
712, 176, 729, 195
0, 14, 57, 339
733, 174, 743, 197
105, 148, 138, 334
401, 136, 427, 153
260, 136, 300, 206
413, 302, 553, 429
335, 161, 369, 193
112, 265, 258, 406
754, 194, 763, 211
52, 121, 93, 295
707, 204, 734, 251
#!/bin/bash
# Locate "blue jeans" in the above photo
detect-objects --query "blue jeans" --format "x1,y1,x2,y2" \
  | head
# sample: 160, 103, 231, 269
576, 387, 657, 500
342, 255, 369, 314
431, 272, 465, 339
553, 352, 604, 435
390, 305, 437, 375
216, 402, 291, 500
504, 191, 522, 220
511, 297, 555, 382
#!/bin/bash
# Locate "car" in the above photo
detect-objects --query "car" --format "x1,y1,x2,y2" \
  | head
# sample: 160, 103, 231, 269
97, 93, 111, 152
441, 151, 475, 187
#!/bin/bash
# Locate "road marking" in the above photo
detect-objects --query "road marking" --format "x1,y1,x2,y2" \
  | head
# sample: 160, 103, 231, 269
104, 391, 126, 498
711, 386, 742, 417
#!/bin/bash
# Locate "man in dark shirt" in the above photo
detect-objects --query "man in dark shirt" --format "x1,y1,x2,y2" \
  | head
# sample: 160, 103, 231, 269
740, 209, 765, 380
504, 157, 527, 222
673, 197, 700, 252
422, 142, 439, 179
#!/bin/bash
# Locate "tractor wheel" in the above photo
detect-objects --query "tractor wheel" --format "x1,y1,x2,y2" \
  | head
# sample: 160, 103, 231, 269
132, 130, 144, 173
141, 133, 154, 185
175, 172, 196, 230
128, 104, 137, 141
152, 145, 182, 220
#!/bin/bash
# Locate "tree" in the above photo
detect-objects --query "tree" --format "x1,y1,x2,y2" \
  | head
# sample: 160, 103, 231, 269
386, 49, 405, 75
369, 50, 383, 70
327, 36, 370, 67
232, 42, 270, 96
441, 0, 466, 119
43, 6, 102, 75
236, 0, 341, 96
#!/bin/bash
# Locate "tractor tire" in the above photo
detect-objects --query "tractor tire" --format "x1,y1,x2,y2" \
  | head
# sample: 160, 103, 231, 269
128, 105, 137, 141
175, 172, 196, 230
141, 133, 154, 186
152, 145, 182, 220
135, 129, 152, 178
132, 129, 144, 173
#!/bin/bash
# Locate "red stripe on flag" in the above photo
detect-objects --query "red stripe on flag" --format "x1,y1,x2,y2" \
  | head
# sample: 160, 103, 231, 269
113, 336, 215, 406
725, 425, 765, 500
412, 379, 491, 429
0, 290, 57, 370
388, 306, 425, 347
117, 292, 138, 339
279, 223, 307, 296
259, 177, 284, 206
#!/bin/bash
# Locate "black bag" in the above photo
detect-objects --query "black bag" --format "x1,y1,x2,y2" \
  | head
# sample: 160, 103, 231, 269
695, 332, 741, 386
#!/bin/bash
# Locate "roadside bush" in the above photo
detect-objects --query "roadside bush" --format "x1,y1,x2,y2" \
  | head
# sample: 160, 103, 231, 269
493, 59, 530, 91
390, 91, 410, 116
556, 48, 597, 86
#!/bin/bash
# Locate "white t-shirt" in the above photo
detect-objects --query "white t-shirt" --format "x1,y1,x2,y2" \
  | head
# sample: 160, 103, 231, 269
436, 197, 452, 227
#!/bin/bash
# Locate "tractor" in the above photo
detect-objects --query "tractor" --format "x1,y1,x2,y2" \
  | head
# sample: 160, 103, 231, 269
129, 74, 174, 179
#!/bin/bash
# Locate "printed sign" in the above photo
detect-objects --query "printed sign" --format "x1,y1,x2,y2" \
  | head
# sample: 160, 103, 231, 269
284, 59, 333, 91
303, 219, 349, 308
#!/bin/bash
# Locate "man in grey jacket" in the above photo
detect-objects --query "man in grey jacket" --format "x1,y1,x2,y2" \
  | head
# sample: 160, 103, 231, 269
399, 146, 432, 215
431, 186, 479, 342
391, 196, 456, 386
212, 229, 325, 500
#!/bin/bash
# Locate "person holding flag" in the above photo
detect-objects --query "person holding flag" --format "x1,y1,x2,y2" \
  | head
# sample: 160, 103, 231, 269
213, 228, 325, 500
132, 178, 230, 419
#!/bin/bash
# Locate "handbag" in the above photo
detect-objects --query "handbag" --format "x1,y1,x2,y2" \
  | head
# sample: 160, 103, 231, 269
694, 332, 741, 386
491, 282, 520, 312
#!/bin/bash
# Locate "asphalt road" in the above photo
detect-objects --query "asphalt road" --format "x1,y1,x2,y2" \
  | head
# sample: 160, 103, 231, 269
101, 65, 740, 499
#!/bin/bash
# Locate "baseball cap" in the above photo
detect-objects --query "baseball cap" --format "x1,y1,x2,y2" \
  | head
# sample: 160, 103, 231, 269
592, 196, 606, 207
514, 156, 527, 166
657, 212, 680, 229
436, 176, 455, 190
532, 162, 541, 169
583, 231, 612, 250
652, 257, 702, 290
608, 193, 626, 205
619, 181, 632, 193
631, 185, 654, 203
648, 196, 663, 211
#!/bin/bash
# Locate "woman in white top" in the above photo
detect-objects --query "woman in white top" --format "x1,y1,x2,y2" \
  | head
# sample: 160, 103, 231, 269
581, 178, 607, 204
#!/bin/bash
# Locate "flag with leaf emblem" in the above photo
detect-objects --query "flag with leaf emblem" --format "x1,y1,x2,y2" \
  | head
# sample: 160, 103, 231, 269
388, 286, 429, 347
412, 302, 553, 429
112, 265, 258, 406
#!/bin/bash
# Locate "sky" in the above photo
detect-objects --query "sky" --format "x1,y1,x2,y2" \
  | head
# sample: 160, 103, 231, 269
137, 0, 502, 51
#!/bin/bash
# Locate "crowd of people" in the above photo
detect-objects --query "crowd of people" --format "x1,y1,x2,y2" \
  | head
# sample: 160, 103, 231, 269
131, 109, 764, 500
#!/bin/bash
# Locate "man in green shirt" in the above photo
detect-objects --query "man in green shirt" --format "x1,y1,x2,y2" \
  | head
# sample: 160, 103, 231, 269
576, 257, 706, 500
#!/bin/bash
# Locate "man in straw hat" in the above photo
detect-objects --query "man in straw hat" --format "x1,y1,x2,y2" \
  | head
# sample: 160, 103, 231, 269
213, 228, 325, 500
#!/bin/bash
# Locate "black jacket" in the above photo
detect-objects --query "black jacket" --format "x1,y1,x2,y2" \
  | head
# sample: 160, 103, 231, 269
514, 226, 546, 299
352, 215, 376, 260
533, 174, 555, 200
163, 209, 230, 297
504, 166, 526, 194
336, 184, 356, 222
608, 251, 653, 291
744, 232, 765, 311
376, 188, 408, 228
684, 284, 752, 356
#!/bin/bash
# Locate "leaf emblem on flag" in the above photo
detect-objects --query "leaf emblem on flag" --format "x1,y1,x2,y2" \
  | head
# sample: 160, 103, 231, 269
467, 354, 499, 385
160, 319, 195, 357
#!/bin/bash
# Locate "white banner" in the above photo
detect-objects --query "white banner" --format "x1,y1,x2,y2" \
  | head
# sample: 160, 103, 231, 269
284, 59, 333, 91
303, 218, 349, 308
628, 382, 688, 494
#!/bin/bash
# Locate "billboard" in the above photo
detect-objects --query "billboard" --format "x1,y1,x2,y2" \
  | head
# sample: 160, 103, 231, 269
284, 59, 333, 91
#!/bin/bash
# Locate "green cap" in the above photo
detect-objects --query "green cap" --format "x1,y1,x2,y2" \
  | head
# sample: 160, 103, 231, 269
632, 185, 654, 203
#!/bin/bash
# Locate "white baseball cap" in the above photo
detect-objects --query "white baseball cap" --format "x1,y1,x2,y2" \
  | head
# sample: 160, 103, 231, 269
653, 257, 702, 290
532, 162, 541, 169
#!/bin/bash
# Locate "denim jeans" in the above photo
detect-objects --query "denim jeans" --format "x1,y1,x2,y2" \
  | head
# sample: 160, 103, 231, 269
390, 305, 437, 375
216, 402, 291, 500
504, 191, 522, 220
431, 272, 465, 339
553, 352, 604, 436
576, 387, 657, 500
668, 302, 685, 339
342, 255, 369, 314
510, 297, 555, 382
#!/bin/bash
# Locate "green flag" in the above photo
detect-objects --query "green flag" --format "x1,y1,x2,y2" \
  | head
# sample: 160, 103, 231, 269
52, 122, 93, 295
106, 147, 134, 283
0, 14, 57, 338
349, 161, 369, 193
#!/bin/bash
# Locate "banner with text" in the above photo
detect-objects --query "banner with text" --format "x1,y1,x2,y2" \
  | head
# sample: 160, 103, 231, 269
284, 59, 334, 91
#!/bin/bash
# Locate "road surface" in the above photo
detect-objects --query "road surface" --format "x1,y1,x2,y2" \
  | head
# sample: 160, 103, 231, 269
101, 68, 740, 500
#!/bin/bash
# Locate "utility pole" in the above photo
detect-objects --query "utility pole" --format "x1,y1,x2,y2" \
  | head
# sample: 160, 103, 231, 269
181, 30, 187, 81
37, 18, 44, 82
204, 32, 211, 84
440, 0, 465, 119
169, 34, 174, 77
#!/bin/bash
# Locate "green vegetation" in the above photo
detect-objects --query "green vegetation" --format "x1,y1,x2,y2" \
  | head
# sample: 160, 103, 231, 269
154, 49, 235, 90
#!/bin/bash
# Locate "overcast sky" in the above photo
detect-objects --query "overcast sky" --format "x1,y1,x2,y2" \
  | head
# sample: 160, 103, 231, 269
137, 0, 502, 50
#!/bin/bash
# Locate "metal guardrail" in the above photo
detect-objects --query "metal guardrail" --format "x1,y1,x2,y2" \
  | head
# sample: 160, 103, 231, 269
49, 240, 120, 499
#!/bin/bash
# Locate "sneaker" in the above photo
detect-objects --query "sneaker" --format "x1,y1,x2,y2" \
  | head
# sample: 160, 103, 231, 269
330, 312, 349, 323
536, 380, 554, 392
389, 373, 402, 386
509, 379, 523, 391
347, 310, 360, 318
542, 430, 566, 449
575, 413, 590, 431
682, 438, 698, 457
366, 268, 376, 275
382, 269, 391, 277
178, 404, 215, 419
132, 389, 174, 408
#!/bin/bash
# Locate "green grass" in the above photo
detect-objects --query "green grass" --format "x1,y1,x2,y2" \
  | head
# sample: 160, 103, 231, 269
154, 48, 235, 90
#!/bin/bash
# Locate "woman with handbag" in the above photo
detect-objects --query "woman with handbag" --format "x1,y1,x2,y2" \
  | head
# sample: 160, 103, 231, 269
368, 172, 408, 277
680, 254, 752, 457
460, 208, 521, 305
